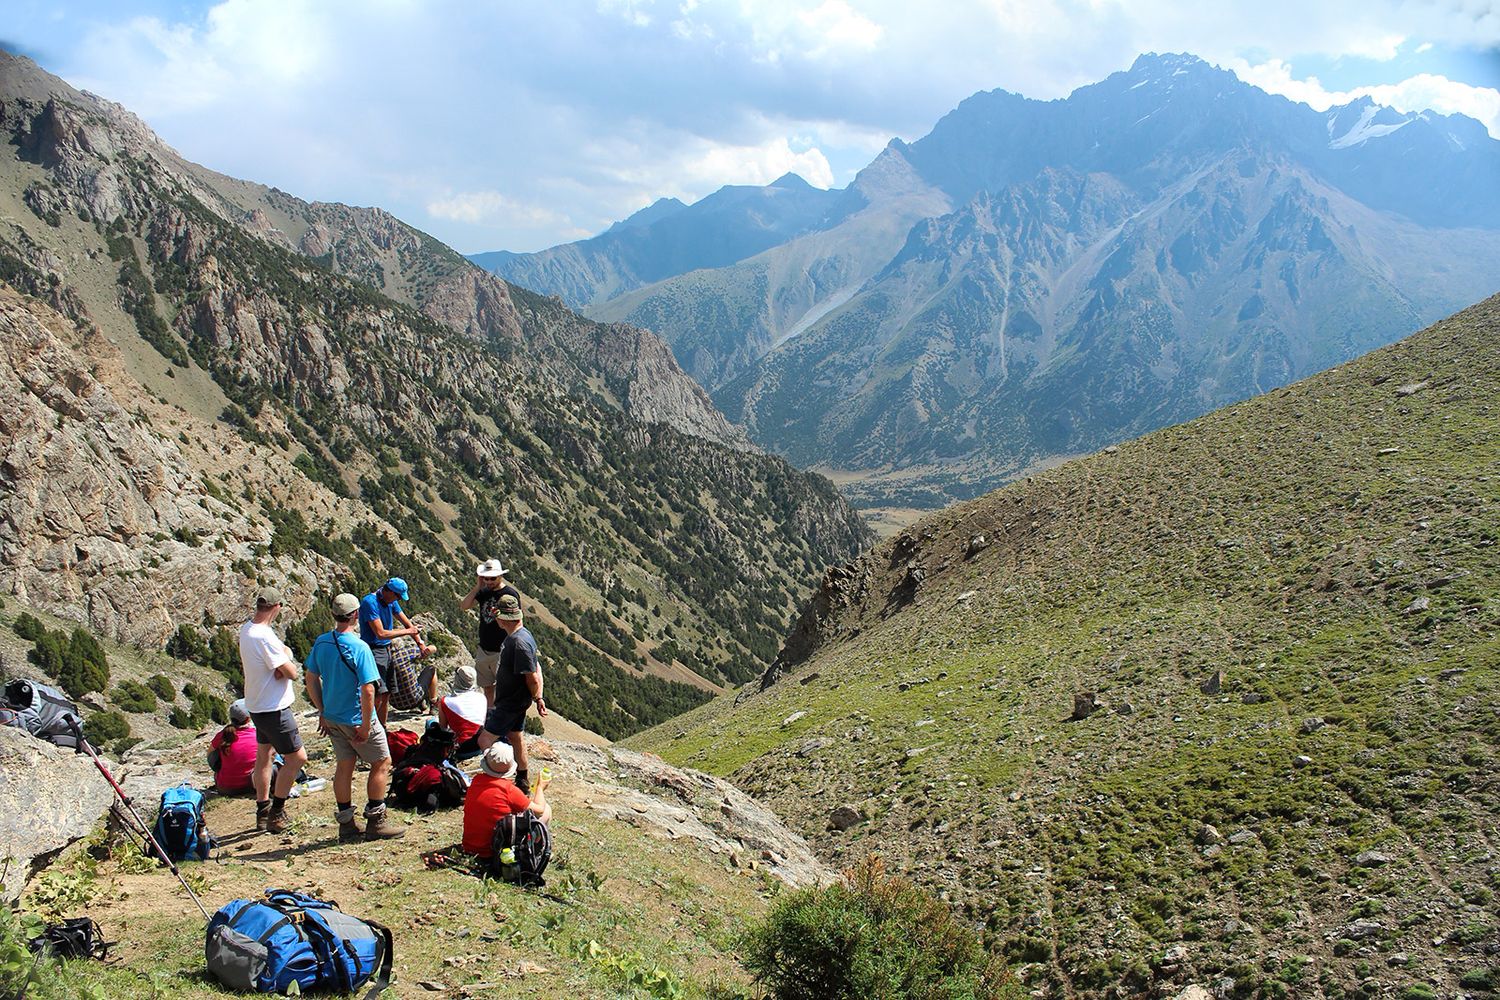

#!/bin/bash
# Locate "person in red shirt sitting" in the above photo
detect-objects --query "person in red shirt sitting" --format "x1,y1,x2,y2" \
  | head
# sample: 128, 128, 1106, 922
438, 665, 487, 750
208, 700, 258, 795
462, 741, 550, 858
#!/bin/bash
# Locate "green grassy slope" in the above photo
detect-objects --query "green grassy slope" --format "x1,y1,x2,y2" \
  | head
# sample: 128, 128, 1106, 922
631, 294, 1500, 998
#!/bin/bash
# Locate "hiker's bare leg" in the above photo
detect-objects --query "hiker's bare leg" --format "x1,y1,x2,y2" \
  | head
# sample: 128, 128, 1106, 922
272, 746, 307, 798
368, 757, 392, 802
508, 731, 529, 774
253, 743, 276, 802
333, 756, 357, 805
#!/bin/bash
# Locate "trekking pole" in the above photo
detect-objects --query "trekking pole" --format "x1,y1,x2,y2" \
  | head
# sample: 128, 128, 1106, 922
65, 719, 212, 922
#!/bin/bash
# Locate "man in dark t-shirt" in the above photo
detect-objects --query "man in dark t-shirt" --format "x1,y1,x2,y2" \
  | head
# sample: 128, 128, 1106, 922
468, 592, 546, 794
459, 559, 521, 710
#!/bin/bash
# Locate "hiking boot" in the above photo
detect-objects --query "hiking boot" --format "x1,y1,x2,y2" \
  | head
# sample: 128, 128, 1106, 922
254, 811, 269, 833
363, 810, 406, 841
338, 817, 364, 843
266, 805, 290, 835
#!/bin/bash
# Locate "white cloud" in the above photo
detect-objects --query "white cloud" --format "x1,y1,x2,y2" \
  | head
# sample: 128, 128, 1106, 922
1228, 58, 1500, 136
426, 190, 567, 228
28, 0, 1500, 252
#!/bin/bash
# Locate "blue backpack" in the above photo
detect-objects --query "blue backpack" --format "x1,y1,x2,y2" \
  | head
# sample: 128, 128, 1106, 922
151, 784, 213, 863
205, 889, 393, 997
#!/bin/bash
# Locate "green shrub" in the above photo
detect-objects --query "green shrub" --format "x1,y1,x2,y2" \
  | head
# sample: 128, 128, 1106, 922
524, 715, 546, 736
742, 857, 1017, 1000
12, 612, 44, 642
147, 674, 176, 701
170, 683, 227, 729
111, 680, 158, 713
83, 710, 131, 748
1459, 968, 1495, 991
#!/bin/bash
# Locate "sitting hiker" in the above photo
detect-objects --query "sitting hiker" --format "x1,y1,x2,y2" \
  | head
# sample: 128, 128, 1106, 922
358, 577, 434, 727
461, 741, 550, 858
437, 665, 487, 750
305, 593, 406, 842
207, 699, 257, 795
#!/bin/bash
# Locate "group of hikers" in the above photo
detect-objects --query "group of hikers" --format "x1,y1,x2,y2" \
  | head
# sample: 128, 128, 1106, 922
213, 560, 552, 861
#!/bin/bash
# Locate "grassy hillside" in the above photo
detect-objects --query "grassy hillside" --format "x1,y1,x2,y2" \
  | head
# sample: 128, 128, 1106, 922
631, 295, 1500, 998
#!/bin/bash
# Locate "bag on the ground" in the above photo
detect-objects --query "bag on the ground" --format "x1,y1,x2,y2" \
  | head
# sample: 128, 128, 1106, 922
386, 727, 420, 766
488, 811, 551, 887
0, 678, 82, 750
386, 639, 428, 712
391, 759, 469, 812
205, 889, 392, 998
151, 784, 214, 863
28, 918, 112, 960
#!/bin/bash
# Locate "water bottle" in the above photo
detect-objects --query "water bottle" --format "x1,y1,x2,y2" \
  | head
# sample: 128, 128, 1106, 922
500, 846, 516, 866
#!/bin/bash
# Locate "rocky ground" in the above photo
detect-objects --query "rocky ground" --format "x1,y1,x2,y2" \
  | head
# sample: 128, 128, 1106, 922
8, 723, 829, 999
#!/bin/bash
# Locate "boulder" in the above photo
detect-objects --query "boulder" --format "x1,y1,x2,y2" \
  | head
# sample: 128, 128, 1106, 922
1072, 692, 1102, 720
1300, 717, 1326, 735
1174, 988, 1214, 1000
1200, 670, 1224, 695
1197, 824, 1222, 846
0, 726, 114, 900
829, 806, 863, 831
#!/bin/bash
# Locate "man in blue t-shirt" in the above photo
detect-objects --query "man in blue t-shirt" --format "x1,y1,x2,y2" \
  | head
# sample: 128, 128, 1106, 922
306, 593, 406, 842
358, 577, 432, 726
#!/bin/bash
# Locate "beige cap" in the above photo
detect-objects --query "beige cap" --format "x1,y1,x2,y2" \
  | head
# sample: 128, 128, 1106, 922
331, 593, 360, 617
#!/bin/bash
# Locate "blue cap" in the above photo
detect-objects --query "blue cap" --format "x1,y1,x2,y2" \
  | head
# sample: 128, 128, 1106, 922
385, 577, 410, 601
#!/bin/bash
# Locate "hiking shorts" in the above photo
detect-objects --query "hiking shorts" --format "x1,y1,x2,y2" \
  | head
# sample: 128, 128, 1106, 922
484, 698, 530, 738
370, 645, 392, 694
473, 646, 502, 689
251, 708, 302, 755
324, 718, 390, 766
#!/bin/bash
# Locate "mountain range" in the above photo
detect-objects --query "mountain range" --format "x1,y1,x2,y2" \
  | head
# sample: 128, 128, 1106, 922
477, 53, 1500, 507
0, 51, 869, 739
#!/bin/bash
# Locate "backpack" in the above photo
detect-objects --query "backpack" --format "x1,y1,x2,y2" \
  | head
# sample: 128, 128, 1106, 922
151, 784, 214, 863
1, 678, 82, 749
392, 760, 470, 812
386, 727, 420, 766
386, 639, 427, 712
29, 918, 112, 960
205, 889, 392, 998
488, 811, 551, 887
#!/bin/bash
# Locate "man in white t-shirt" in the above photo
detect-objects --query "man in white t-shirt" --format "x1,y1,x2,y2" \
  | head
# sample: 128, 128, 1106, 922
238, 586, 309, 834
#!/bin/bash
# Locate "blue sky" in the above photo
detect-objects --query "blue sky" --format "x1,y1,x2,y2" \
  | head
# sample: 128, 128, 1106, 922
6, 1, 1498, 253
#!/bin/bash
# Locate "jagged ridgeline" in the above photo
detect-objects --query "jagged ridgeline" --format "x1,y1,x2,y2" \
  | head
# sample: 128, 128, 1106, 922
632, 297, 1500, 995
0, 52, 869, 739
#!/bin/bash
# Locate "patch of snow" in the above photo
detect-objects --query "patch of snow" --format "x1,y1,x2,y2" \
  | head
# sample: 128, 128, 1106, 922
1130, 79, 1149, 90
1329, 105, 1413, 148
1134, 111, 1157, 126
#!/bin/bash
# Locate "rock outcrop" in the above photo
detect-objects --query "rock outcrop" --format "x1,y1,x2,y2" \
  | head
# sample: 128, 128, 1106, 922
0, 727, 114, 901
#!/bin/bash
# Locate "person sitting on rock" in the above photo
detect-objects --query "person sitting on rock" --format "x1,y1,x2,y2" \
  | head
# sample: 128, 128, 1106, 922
207, 699, 257, 795
358, 577, 433, 727
461, 741, 550, 859
437, 665, 487, 753
306, 592, 407, 842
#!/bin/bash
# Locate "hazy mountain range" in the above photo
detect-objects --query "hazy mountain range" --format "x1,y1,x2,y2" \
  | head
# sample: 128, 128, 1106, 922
477, 53, 1500, 506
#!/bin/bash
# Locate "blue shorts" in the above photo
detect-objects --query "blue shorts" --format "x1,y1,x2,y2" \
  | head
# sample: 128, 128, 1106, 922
484, 699, 529, 737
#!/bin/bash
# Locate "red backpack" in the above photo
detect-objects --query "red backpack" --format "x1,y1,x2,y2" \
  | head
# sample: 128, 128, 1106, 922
386, 728, 420, 766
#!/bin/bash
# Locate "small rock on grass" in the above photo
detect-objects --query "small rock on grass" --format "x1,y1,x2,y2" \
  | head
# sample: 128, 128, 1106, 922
1300, 717, 1325, 735
1174, 984, 1213, 1000
1353, 850, 1392, 867
829, 805, 862, 831
1404, 596, 1430, 614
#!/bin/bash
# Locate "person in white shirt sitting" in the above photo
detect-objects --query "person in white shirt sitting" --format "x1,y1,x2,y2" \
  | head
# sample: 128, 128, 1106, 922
437, 665, 488, 758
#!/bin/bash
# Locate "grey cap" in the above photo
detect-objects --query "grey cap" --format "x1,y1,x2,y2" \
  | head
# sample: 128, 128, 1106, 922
331, 593, 360, 617
452, 665, 477, 693
256, 586, 284, 608
229, 699, 250, 725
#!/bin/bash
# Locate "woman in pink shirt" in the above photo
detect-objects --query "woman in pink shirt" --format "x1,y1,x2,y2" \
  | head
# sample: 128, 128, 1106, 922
208, 700, 258, 794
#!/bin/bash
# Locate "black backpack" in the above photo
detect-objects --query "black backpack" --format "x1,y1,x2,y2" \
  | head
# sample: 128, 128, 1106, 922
28, 918, 112, 960
1, 679, 82, 749
488, 811, 551, 887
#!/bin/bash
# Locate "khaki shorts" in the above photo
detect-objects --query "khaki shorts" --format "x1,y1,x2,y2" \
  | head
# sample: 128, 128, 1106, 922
474, 647, 502, 689
324, 719, 391, 766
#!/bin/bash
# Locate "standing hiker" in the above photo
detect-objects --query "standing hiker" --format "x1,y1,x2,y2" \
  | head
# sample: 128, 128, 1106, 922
304, 593, 406, 842
458, 559, 520, 711
237, 587, 309, 834
358, 577, 432, 727
461, 593, 546, 794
